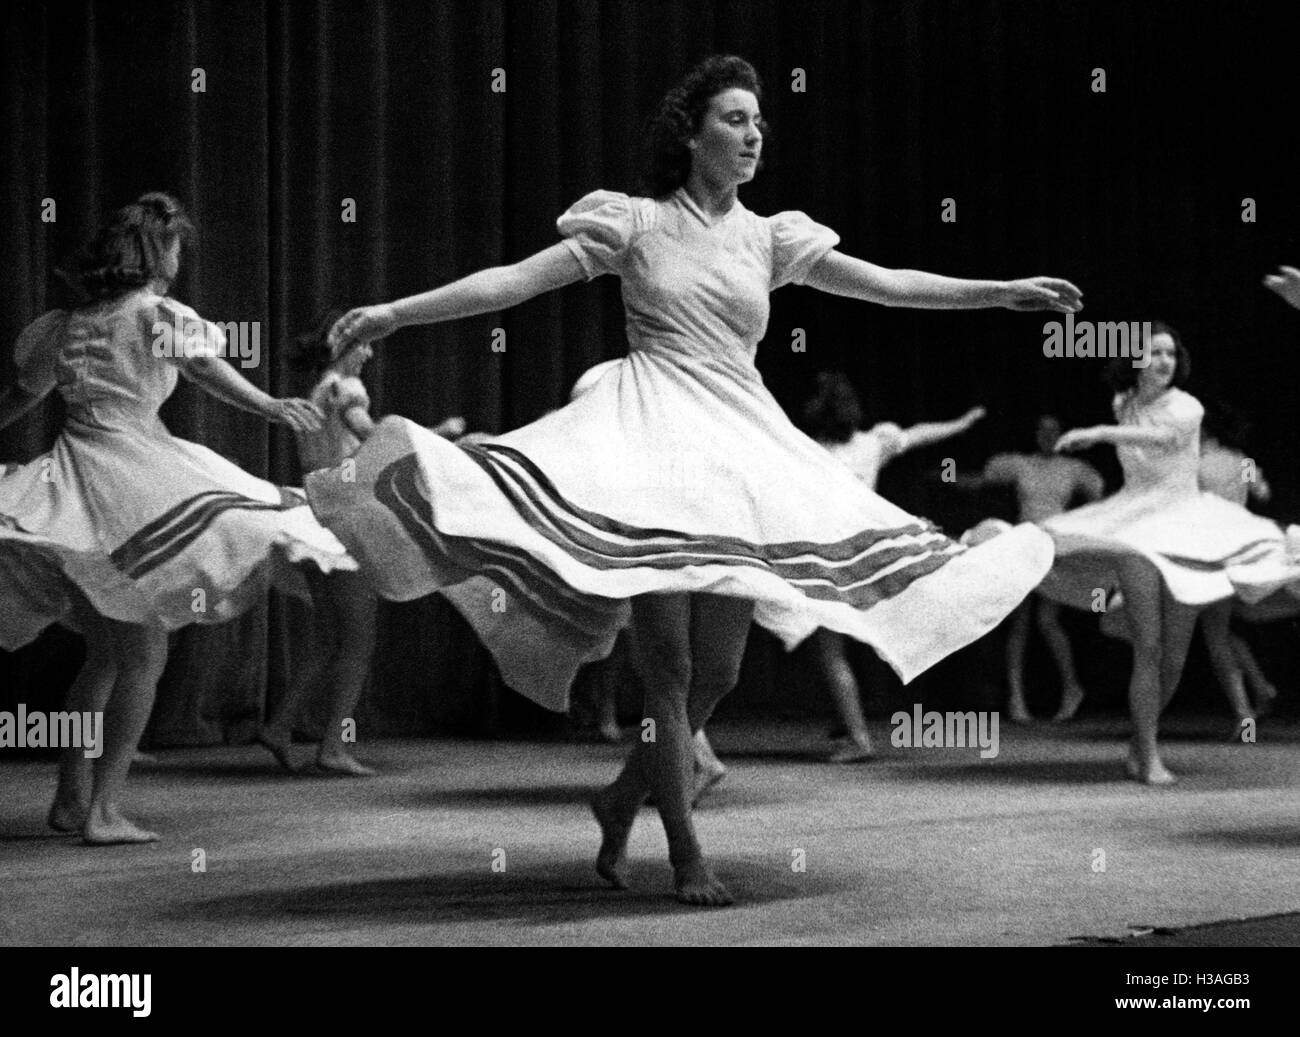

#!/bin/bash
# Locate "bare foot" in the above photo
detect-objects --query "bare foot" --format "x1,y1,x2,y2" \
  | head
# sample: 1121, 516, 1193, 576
692, 764, 727, 805
316, 750, 377, 776
592, 789, 635, 890
1125, 753, 1177, 786
827, 737, 874, 764
597, 722, 623, 743
1051, 685, 1086, 723
256, 729, 297, 772
1228, 717, 1255, 744
673, 859, 733, 906
132, 750, 157, 766
83, 807, 160, 845
48, 800, 87, 833
1007, 702, 1033, 724
1254, 684, 1278, 719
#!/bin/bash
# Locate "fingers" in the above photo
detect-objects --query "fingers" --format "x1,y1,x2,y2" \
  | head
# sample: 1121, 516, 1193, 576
328, 308, 368, 359
279, 399, 323, 433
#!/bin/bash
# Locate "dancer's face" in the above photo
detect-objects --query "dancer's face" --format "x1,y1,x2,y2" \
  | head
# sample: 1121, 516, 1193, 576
1139, 333, 1178, 392
689, 88, 763, 188
1036, 415, 1062, 453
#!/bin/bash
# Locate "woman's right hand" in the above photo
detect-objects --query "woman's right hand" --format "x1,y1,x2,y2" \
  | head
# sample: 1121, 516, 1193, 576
267, 397, 324, 433
1054, 427, 1099, 453
329, 304, 399, 358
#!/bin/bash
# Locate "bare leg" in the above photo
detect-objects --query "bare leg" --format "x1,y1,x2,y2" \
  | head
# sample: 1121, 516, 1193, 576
50, 607, 117, 832
1200, 602, 1253, 738
260, 567, 331, 771
1114, 558, 1175, 785
597, 681, 623, 742
811, 628, 874, 760
691, 728, 727, 804
1004, 601, 1033, 723
592, 592, 751, 905
83, 622, 169, 844
316, 572, 378, 775
1039, 599, 1086, 722
1230, 632, 1277, 717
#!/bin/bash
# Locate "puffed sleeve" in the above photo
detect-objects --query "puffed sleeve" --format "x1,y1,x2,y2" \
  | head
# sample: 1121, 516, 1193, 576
869, 421, 907, 467
769, 211, 841, 290
13, 310, 68, 396
1162, 390, 1204, 437
556, 190, 637, 280
154, 298, 226, 361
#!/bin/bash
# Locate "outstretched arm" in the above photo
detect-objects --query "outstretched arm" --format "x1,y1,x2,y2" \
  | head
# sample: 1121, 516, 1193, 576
0, 384, 49, 432
1264, 266, 1300, 311
175, 354, 322, 433
897, 406, 986, 454
1055, 424, 1177, 452
330, 244, 587, 355
803, 251, 1083, 313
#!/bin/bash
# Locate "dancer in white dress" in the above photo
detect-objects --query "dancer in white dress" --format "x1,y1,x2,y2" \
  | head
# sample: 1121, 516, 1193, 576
799, 370, 987, 762
1045, 323, 1300, 783
964, 414, 1104, 722
312, 56, 1080, 904
0, 193, 353, 842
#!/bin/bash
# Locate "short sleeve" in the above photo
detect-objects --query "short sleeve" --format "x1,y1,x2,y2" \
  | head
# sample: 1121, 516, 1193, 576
13, 310, 69, 395
155, 298, 225, 360
982, 452, 1025, 483
769, 211, 841, 289
557, 191, 637, 280
1162, 390, 1204, 436
868, 422, 906, 466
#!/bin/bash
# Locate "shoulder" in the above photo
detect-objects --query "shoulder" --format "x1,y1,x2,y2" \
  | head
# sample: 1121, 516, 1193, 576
1164, 388, 1203, 419
13, 310, 69, 370
558, 190, 657, 236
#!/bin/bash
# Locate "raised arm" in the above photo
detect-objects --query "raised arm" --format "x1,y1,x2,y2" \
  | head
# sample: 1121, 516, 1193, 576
329, 244, 587, 355
803, 251, 1083, 313
896, 406, 986, 454
0, 383, 50, 432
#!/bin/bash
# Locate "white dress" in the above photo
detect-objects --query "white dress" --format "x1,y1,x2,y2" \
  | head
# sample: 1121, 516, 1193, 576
0, 292, 355, 649
1038, 388, 1300, 608
306, 188, 1054, 709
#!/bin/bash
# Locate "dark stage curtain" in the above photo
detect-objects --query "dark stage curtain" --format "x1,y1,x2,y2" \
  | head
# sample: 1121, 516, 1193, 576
2, 0, 1298, 743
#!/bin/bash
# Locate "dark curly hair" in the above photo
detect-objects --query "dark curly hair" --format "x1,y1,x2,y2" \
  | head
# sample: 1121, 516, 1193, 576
644, 55, 767, 198
286, 306, 347, 376
64, 191, 194, 300
1105, 320, 1190, 393
801, 371, 863, 444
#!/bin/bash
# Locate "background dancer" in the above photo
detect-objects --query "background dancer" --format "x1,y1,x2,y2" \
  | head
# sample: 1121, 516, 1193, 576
0, 193, 351, 841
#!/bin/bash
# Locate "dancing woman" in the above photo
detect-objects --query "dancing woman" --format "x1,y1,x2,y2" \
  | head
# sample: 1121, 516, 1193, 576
1045, 323, 1300, 783
800, 370, 987, 762
963, 414, 1105, 722
0, 193, 354, 842
311, 56, 1079, 904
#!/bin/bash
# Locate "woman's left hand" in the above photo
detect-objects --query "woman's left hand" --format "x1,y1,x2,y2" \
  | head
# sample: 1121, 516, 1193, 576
1000, 277, 1084, 313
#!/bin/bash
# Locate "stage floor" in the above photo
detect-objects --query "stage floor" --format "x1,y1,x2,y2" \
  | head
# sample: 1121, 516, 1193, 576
1, 717, 1297, 946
